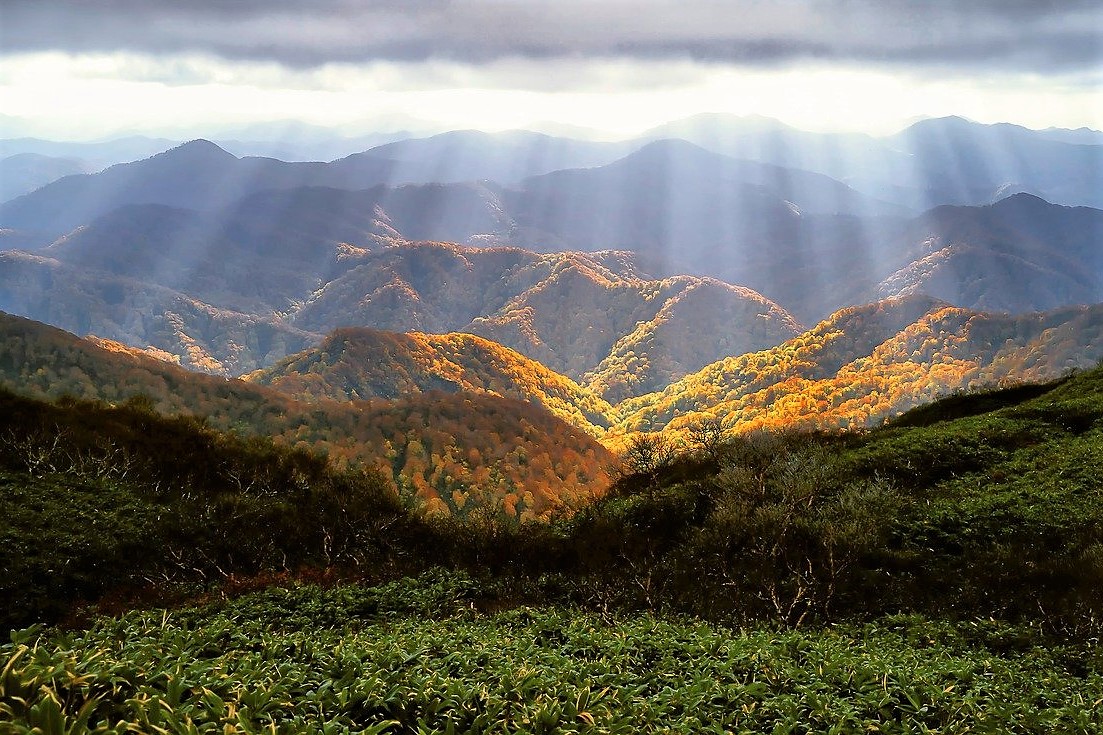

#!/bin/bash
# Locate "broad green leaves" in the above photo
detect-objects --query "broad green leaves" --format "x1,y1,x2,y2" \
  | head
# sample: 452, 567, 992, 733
3, 578, 1102, 733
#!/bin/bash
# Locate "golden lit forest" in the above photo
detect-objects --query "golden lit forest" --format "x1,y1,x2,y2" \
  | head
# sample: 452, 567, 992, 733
0, 313, 611, 520
248, 328, 613, 437
3, 292, 1102, 518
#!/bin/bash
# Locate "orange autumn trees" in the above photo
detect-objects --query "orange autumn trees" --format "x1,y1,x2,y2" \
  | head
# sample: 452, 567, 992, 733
0, 312, 612, 521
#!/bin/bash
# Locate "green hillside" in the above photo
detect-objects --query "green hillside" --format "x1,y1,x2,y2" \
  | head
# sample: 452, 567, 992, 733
4, 350, 1102, 629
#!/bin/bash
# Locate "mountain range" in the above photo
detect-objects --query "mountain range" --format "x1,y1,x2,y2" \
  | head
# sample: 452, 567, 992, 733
3, 188, 1098, 379
0, 115, 1100, 507
3, 288, 1101, 511
612, 296, 1103, 440
642, 114, 1103, 211
6, 115, 1098, 218
0, 153, 90, 203
246, 292, 1103, 444
2, 234, 805, 394
4, 120, 1098, 324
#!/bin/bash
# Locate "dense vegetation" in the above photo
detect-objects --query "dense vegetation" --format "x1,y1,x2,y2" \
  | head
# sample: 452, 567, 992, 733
248, 327, 614, 436
3, 340, 1102, 731
614, 297, 1103, 440
0, 312, 613, 519
0, 387, 439, 630
4, 574, 1101, 734
4, 354, 1103, 634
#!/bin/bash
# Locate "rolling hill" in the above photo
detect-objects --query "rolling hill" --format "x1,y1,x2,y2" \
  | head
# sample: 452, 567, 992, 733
0, 312, 613, 519
248, 328, 614, 436
614, 296, 1103, 438
290, 241, 802, 397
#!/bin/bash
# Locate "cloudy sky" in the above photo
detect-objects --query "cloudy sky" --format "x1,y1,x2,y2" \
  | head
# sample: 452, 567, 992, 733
2, 0, 1100, 140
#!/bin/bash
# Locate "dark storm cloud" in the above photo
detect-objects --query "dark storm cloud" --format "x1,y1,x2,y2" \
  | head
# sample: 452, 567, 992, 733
1, 0, 1099, 74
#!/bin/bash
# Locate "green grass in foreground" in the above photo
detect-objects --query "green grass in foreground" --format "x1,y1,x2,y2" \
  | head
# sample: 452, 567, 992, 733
3, 573, 1102, 734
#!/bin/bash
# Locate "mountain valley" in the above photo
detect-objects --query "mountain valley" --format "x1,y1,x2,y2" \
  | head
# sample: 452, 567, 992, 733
1, 117, 1101, 508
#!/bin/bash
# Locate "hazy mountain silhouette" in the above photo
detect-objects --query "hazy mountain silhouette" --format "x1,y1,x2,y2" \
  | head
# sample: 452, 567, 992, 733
888, 117, 1103, 210
0, 133, 633, 237
336, 129, 635, 185
873, 194, 1103, 313
645, 114, 1103, 211
0, 153, 89, 203
0, 135, 178, 169
1, 122, 1100, 378
0, 140, 392, 236
35, 184, 512, 312
642, 113, 915, 196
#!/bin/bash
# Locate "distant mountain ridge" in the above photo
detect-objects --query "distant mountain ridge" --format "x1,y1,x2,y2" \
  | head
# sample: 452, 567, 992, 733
4, 123, 1098, 324
642, 114, 1103, 211
4, 114, 1099, 215
0, 117, 1100, 442
0, 153, 90, 202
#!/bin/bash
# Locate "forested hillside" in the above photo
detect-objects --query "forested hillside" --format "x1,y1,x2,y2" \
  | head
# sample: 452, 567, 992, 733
5, 357, 1102, 637
615, 297, 1103, 438
249, 328, 613, 436
0, 312, 612, 518
291, 240, 800, 394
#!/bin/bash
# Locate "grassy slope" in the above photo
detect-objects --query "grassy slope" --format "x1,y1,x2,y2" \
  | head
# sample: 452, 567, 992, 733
4, 359, 1102, 630
0, 387, 433, 630
558, 364, 1103, 626
2, 360, 1103, 733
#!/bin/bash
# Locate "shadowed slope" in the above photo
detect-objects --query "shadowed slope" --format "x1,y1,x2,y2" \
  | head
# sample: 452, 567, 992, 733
0, 250, 320, 374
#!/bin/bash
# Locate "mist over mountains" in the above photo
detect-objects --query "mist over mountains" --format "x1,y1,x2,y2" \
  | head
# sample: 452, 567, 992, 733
1, 113, 1101, 464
